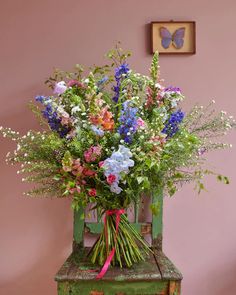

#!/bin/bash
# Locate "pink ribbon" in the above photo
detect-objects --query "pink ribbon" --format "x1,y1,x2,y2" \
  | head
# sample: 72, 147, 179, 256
96, 208, 125, 279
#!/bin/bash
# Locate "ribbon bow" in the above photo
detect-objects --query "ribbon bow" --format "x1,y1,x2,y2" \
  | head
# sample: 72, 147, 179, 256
96, 208, 125, 279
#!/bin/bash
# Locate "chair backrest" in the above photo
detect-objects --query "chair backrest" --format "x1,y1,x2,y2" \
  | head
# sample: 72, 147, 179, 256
73, 188, 163, 250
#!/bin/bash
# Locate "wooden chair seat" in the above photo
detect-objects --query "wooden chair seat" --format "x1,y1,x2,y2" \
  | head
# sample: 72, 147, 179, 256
55, 248, 182, 295
55, 191, 182, 294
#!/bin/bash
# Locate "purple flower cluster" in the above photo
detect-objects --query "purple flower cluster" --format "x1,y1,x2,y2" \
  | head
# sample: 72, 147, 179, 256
35, 95, 48, 103
162, 110, 185, 137
35, 96, 70, 138
118, 101, 138, 144
164, 86, 181, 93
113, 63, 130, 103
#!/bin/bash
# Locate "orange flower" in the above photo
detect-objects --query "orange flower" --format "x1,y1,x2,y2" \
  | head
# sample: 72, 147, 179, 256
90, 107, 114, 131
100, 108, 114, 130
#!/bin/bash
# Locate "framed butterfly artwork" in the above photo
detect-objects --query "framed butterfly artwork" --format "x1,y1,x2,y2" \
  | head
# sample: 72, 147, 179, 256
151, 21, 196, 54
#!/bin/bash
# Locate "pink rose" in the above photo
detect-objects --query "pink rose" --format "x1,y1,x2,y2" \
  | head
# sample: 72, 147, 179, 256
107, 174, 116, 185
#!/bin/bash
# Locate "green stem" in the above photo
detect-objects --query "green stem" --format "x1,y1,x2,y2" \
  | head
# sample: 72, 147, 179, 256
89, 213, 152, 267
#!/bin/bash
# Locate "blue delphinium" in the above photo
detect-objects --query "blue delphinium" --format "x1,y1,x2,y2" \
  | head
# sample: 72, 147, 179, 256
162, 110, 185, 137
35, 95, 49, 103
35, 96, 70, 138
118, 101, 138, 143
103, 145, 134, 194
91, 125, 104, 137
97, 76, 109, 89
113, 63, 130, 103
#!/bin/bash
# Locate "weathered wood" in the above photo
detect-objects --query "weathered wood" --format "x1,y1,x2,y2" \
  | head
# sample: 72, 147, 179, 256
55, 248, 162, 282
58, 280, 169, 295
169, 281, 181, 295
153, 250, 182, 281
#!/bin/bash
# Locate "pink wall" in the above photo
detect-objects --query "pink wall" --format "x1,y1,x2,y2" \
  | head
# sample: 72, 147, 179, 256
1, 0, 236, 294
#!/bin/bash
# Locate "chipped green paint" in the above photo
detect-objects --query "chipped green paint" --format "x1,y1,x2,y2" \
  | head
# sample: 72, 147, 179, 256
58, 280, 169, 295
152, 188, 163, 249
74, 206, 84, 245
86, 222, 103, 234
74, 189, 163, 247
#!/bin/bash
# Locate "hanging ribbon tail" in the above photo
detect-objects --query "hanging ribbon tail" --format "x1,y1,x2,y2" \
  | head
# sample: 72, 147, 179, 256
96, 248, 115, 279
96, 209, 125, 280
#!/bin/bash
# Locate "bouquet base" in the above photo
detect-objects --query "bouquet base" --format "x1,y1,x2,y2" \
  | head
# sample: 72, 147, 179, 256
89, 211, 152, 269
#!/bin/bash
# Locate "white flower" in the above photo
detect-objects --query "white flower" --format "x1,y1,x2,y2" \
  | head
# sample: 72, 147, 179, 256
71, 106, 81, 114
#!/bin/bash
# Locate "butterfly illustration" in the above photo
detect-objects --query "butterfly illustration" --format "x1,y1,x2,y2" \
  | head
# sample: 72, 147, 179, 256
160, 27, 185, 49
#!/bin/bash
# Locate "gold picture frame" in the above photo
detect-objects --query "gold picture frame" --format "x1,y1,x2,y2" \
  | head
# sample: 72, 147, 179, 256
151, 21, 196, 54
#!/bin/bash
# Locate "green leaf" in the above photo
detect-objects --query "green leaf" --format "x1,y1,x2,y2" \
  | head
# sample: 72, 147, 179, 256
143, 177, 150, 189
53, 174, 61, 181
62, 151, 73, 172
137, 176, 144, 184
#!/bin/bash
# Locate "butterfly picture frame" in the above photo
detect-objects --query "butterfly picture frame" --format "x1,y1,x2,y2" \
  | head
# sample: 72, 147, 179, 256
151, 21, 196, 54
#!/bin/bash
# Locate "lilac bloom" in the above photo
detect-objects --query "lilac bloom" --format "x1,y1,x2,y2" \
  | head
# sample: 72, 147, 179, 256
54, 81, 67, 95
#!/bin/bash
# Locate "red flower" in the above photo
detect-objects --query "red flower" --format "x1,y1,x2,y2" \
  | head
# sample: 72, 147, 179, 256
88, 188, 97, 197
83, 168, 97, 177
67, 80, 84, 88
107, 174, 116, 185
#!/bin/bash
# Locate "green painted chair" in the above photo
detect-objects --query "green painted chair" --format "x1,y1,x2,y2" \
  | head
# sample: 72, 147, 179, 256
55, 189, 182, 295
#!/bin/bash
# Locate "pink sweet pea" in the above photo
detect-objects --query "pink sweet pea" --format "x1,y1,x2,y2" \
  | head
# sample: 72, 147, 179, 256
69, 186, 81, 194
84, 145, 102, 163
99, 161, 104, 168
137, 117, 145, 128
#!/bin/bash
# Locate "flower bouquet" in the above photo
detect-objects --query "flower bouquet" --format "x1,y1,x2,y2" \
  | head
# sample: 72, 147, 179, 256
1, 45, 235, 277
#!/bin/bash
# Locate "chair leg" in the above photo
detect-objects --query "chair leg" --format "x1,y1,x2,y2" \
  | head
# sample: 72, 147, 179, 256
169, 281, 181, 295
